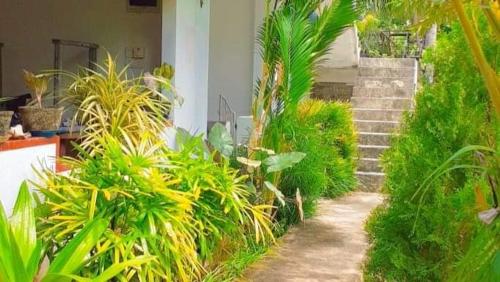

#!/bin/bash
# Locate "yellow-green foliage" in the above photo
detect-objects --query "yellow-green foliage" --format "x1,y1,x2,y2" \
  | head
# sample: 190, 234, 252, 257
36, 58, 273, 281
364, 19, 499, 282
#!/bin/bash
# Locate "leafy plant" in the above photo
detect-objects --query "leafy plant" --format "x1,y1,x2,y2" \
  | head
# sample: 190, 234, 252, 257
23, 70, 49, 108
60, 54, 172, 156
0, 182, 148, 282
37, 133, 273, 281
270, 100, 358, 226
364, 18, 499, 281
245, 0, 357, 218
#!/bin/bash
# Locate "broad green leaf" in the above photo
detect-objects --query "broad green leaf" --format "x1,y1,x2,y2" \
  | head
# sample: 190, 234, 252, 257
208, 123, 234, 157
26, 240, 44, 279
237, 157, 262, 168
46, 218, 109, 276
263, 152, 306, 173
264, 181, 286, 207
0, 203, 17, 282
10, 181, 37, 266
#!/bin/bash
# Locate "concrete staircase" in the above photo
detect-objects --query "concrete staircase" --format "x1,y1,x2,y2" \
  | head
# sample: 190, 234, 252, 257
353, 58, 417, 192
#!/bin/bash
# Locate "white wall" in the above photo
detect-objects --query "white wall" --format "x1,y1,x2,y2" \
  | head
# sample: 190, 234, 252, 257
207, 0, 257, 122
0, 144, 56, 214
162, 0, 210, 135
0, 0, 161, 98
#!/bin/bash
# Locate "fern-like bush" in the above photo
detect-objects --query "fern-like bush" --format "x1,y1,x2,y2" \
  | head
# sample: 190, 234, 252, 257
269, 100, 357, 226
364, 18, 499, 282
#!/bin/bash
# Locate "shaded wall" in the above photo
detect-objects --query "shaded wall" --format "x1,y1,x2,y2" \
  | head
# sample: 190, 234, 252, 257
0, 0, 161, 98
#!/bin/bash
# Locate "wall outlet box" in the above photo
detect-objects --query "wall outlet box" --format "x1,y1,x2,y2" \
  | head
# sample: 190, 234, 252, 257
126, 47, 146, 59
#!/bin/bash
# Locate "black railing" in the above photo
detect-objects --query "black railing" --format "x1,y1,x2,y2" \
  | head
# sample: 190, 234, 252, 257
218, 94, 237, 144
360, 30, 423, 59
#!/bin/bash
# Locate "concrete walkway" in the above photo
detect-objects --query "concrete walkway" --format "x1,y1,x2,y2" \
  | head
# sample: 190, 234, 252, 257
243, 192, 384, 282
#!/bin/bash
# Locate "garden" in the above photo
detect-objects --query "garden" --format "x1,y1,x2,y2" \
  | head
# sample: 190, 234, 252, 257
0, 0, 499, 281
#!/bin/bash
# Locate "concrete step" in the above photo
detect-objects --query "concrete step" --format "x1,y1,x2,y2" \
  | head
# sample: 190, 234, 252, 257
359, 132, 392, 146
356, 77, 415, 89
359, 57, 417, 68
353, 109, 405, 122
356, 171, 385, 192
358, 158, 382, 173
354, 120, 400, 133
351, 97, 412, 110
352, 86, 413, 98
359, 66, 415, 78
358, 144, 389, 159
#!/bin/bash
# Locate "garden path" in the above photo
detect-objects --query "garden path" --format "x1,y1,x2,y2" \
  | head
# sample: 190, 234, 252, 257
243, 192, 383, 282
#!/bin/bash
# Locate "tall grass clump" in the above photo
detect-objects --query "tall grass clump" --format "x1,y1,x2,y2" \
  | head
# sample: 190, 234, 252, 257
269, 99, 358, 226
364, 18, 499, 282
300, 100, 357, 198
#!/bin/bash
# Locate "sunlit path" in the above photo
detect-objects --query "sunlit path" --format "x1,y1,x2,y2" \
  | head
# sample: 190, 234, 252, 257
243, 192, 383, 282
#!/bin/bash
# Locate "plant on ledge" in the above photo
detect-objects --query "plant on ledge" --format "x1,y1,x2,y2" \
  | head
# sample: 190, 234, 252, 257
19, 70, 63, 135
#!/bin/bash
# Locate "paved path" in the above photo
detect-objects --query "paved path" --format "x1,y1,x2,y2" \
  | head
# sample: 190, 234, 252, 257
243, 192, 384, 282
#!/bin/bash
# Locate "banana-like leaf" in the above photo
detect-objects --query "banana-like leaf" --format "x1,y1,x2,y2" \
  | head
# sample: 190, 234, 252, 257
264, 152, 306, 173
0, 201, 31, 282
264, 181, 286, 207
10, 181, 37, 267
208, 123, 234, 157
45, 218, 109, 277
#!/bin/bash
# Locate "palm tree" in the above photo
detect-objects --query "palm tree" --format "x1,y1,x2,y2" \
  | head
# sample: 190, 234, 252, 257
248, 0, 358, 155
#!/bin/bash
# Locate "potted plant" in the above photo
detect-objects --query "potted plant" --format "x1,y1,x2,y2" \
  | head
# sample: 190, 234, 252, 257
18, 70, 63, 137
0, 97, 14, 143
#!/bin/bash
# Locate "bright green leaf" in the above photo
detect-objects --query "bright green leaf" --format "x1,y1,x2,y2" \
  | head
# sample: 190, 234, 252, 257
208, 123, 234, 157
10, 181, 37, 267
46, 218, 109, 276
264, 152, 306, 173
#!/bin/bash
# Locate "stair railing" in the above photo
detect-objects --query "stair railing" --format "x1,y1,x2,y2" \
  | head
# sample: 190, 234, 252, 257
218, 94, 237, 145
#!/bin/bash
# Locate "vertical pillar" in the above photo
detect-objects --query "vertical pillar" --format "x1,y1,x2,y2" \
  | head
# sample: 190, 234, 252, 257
161, 0, 211, 136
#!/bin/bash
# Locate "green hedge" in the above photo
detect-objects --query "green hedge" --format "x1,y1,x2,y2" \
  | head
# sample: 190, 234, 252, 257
270, 100, 358, 227
364, 19, 499, 282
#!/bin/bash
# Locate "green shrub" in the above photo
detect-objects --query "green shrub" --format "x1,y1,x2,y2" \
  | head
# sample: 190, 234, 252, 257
35, 58, 273, 281
364, 19, 499, 282
267, 100, 357, 226
37, 134, 272, 281
301, 100, 358, 198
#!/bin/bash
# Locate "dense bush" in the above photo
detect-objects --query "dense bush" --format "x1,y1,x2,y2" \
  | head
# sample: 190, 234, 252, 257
35, 58, 272, 281
364, 19, 499, 281
300, 100, 357, 198
268, 100, 357, 226
37, 135, 271, 281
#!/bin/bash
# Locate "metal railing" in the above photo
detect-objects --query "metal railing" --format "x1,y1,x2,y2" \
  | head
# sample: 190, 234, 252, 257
218, 94, 237, 144
52, 39, 99, 105
360, 30, 424, 59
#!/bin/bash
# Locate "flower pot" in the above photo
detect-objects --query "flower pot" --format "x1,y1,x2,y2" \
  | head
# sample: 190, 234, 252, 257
19, 106, 63, 132
0, 111, 13, 141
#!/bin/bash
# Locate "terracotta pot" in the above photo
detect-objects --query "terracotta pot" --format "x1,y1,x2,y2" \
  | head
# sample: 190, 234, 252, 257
19, 106, 64, 132
0, 111, 13, 138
